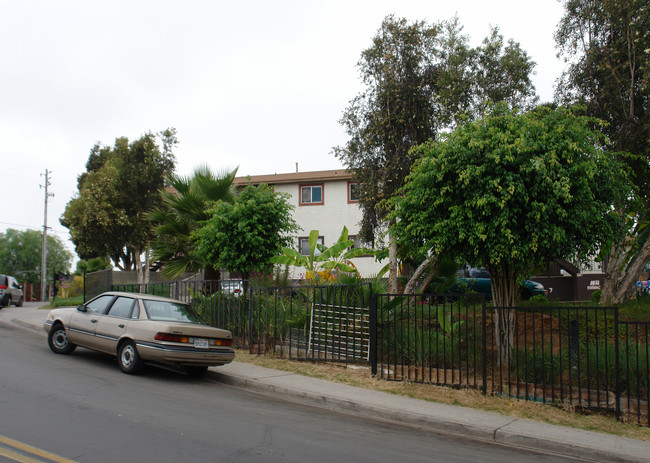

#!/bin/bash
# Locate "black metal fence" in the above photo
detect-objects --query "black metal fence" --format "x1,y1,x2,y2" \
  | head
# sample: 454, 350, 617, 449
618, 321, 649, 425
374, 293, 486, 389
109, 280, 648, 426
375, 293, 648, 426
247, 284, 372, 362
111, 281, 372, 362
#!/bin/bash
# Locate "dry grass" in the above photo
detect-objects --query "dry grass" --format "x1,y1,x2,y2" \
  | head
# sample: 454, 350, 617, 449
233, 348, 650, 442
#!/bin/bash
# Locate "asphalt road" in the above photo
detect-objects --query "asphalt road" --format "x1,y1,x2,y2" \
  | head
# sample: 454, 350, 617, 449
0, 324, 579, 463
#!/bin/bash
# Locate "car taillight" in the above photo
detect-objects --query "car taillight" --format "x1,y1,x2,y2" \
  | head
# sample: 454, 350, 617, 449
213, 339, 233, 346
0, 285, 6, 290
155, 333, 189, 343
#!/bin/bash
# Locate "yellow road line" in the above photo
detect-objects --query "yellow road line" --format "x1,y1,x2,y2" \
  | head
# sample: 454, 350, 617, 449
0, 446, 43, 463
0, 435, 76, 463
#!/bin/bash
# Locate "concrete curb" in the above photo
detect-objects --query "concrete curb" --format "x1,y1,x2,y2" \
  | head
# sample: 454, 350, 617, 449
211, 370, 650, 463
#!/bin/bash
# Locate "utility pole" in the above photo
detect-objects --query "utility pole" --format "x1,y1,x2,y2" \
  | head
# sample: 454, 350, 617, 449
40, 169, 54, 302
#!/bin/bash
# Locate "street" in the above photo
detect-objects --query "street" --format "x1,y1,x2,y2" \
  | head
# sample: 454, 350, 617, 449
0, 324, 577, 462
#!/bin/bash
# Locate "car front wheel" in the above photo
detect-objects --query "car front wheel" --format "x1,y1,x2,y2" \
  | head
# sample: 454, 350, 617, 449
117, 341, 143, 374
48, 324, 76, 354
15, 296, 23, 307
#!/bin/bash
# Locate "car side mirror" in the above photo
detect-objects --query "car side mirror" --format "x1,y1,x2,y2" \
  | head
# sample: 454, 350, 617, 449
76, 305, 87, 313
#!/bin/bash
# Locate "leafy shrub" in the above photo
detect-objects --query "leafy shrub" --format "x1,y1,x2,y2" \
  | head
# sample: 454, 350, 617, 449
591, 289, 602, 304
511, 346, 567, 385
580, 341, 648, 397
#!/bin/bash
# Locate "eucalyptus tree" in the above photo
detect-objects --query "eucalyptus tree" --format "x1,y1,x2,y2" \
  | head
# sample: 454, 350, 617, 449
335, 15, 537, 292
555, 0, 650, 303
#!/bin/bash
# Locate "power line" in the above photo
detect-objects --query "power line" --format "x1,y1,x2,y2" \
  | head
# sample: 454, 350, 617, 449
0, 221, 70, 236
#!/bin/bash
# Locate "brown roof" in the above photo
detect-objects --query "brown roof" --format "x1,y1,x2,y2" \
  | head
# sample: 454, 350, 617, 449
233, 169, 353, 186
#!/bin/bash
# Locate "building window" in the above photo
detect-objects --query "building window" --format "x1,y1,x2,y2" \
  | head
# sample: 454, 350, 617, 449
348, 182, 359, 203
299, 236, 324, 255
299, 184, 324, 206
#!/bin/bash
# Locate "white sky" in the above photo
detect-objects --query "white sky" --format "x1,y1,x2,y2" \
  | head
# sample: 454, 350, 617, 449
0, 0, 567, 264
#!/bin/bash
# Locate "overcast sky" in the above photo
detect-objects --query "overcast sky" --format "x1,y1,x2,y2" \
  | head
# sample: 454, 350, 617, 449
0, 0, 567, 265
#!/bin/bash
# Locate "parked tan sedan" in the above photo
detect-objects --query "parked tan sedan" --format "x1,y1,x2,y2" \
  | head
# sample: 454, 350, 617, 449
43, 292, 235, 376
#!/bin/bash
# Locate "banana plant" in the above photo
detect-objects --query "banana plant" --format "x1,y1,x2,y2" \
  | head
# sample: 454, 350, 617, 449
271, 227, 376, 283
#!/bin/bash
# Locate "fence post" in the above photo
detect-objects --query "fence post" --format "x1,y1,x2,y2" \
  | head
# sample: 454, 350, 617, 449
614, 306, 621, 422
248, 286, 254, 353
83, 270, 86, 303
569, 319, 579, 379
369, 290, 377, 376
482, 295, 487, 396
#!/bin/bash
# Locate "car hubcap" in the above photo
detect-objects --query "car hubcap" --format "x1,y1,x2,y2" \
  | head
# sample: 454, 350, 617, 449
121, 345, 135, 367
53, 330, 68, 349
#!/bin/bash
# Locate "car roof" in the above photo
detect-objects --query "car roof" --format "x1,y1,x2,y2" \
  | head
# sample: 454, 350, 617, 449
93, 291, 189, 305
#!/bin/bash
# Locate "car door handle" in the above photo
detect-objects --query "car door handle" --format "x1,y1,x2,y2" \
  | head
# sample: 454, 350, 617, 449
119, 324, 125, 328
90, 319, 98, 323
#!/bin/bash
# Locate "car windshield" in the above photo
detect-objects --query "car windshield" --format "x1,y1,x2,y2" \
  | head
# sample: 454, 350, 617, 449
143, 300, 206, 324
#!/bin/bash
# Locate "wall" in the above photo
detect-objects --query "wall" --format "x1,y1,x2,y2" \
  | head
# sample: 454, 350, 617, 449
532, 274, 604, 302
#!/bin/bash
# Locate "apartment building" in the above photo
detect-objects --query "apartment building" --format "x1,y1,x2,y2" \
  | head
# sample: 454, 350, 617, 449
233, 169, 385, 278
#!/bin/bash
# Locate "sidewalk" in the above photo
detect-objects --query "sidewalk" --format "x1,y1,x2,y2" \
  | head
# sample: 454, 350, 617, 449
2, 302, 650, 462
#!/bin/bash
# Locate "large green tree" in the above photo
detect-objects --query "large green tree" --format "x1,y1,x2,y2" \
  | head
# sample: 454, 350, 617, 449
192, 183, 298, 282
334, 15, 537, 292
61, 129, 177, 274
149, 165, 238, 279
392, 105, 631, 360
555, 0, 650, 303
0, 229, 72, 283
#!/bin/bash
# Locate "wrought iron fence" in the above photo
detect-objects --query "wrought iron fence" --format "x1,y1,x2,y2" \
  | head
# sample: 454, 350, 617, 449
617, 321, 649, 425
109, 280, 648, 426
248, 283, 372, 362
111, 280, 372, 362
373, 293, 485, 389
374, 294, 648, 426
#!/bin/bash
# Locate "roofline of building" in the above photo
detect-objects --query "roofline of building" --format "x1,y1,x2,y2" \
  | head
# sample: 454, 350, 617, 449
233, 169, 353, 186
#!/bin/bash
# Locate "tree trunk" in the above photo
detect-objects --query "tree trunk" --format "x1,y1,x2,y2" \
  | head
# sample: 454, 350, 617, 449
601, 235, 650, 304
144, 247, 151, 285
133, 248, 144, 292
388, 228, 398, 293
404, 254, 439, 294
490, 266, 518, 366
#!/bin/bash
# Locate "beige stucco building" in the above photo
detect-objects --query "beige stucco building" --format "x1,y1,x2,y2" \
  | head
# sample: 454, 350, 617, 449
234, 169, 385, 279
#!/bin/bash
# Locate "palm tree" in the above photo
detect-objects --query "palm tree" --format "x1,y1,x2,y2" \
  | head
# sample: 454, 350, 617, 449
149, 165, 238, 279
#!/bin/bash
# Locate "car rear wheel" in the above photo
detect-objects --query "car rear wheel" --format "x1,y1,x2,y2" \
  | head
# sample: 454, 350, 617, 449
15, 296, 23, 307
48, 324, 76, 354
184, 366, 208, 377
117, 341, 143, 374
